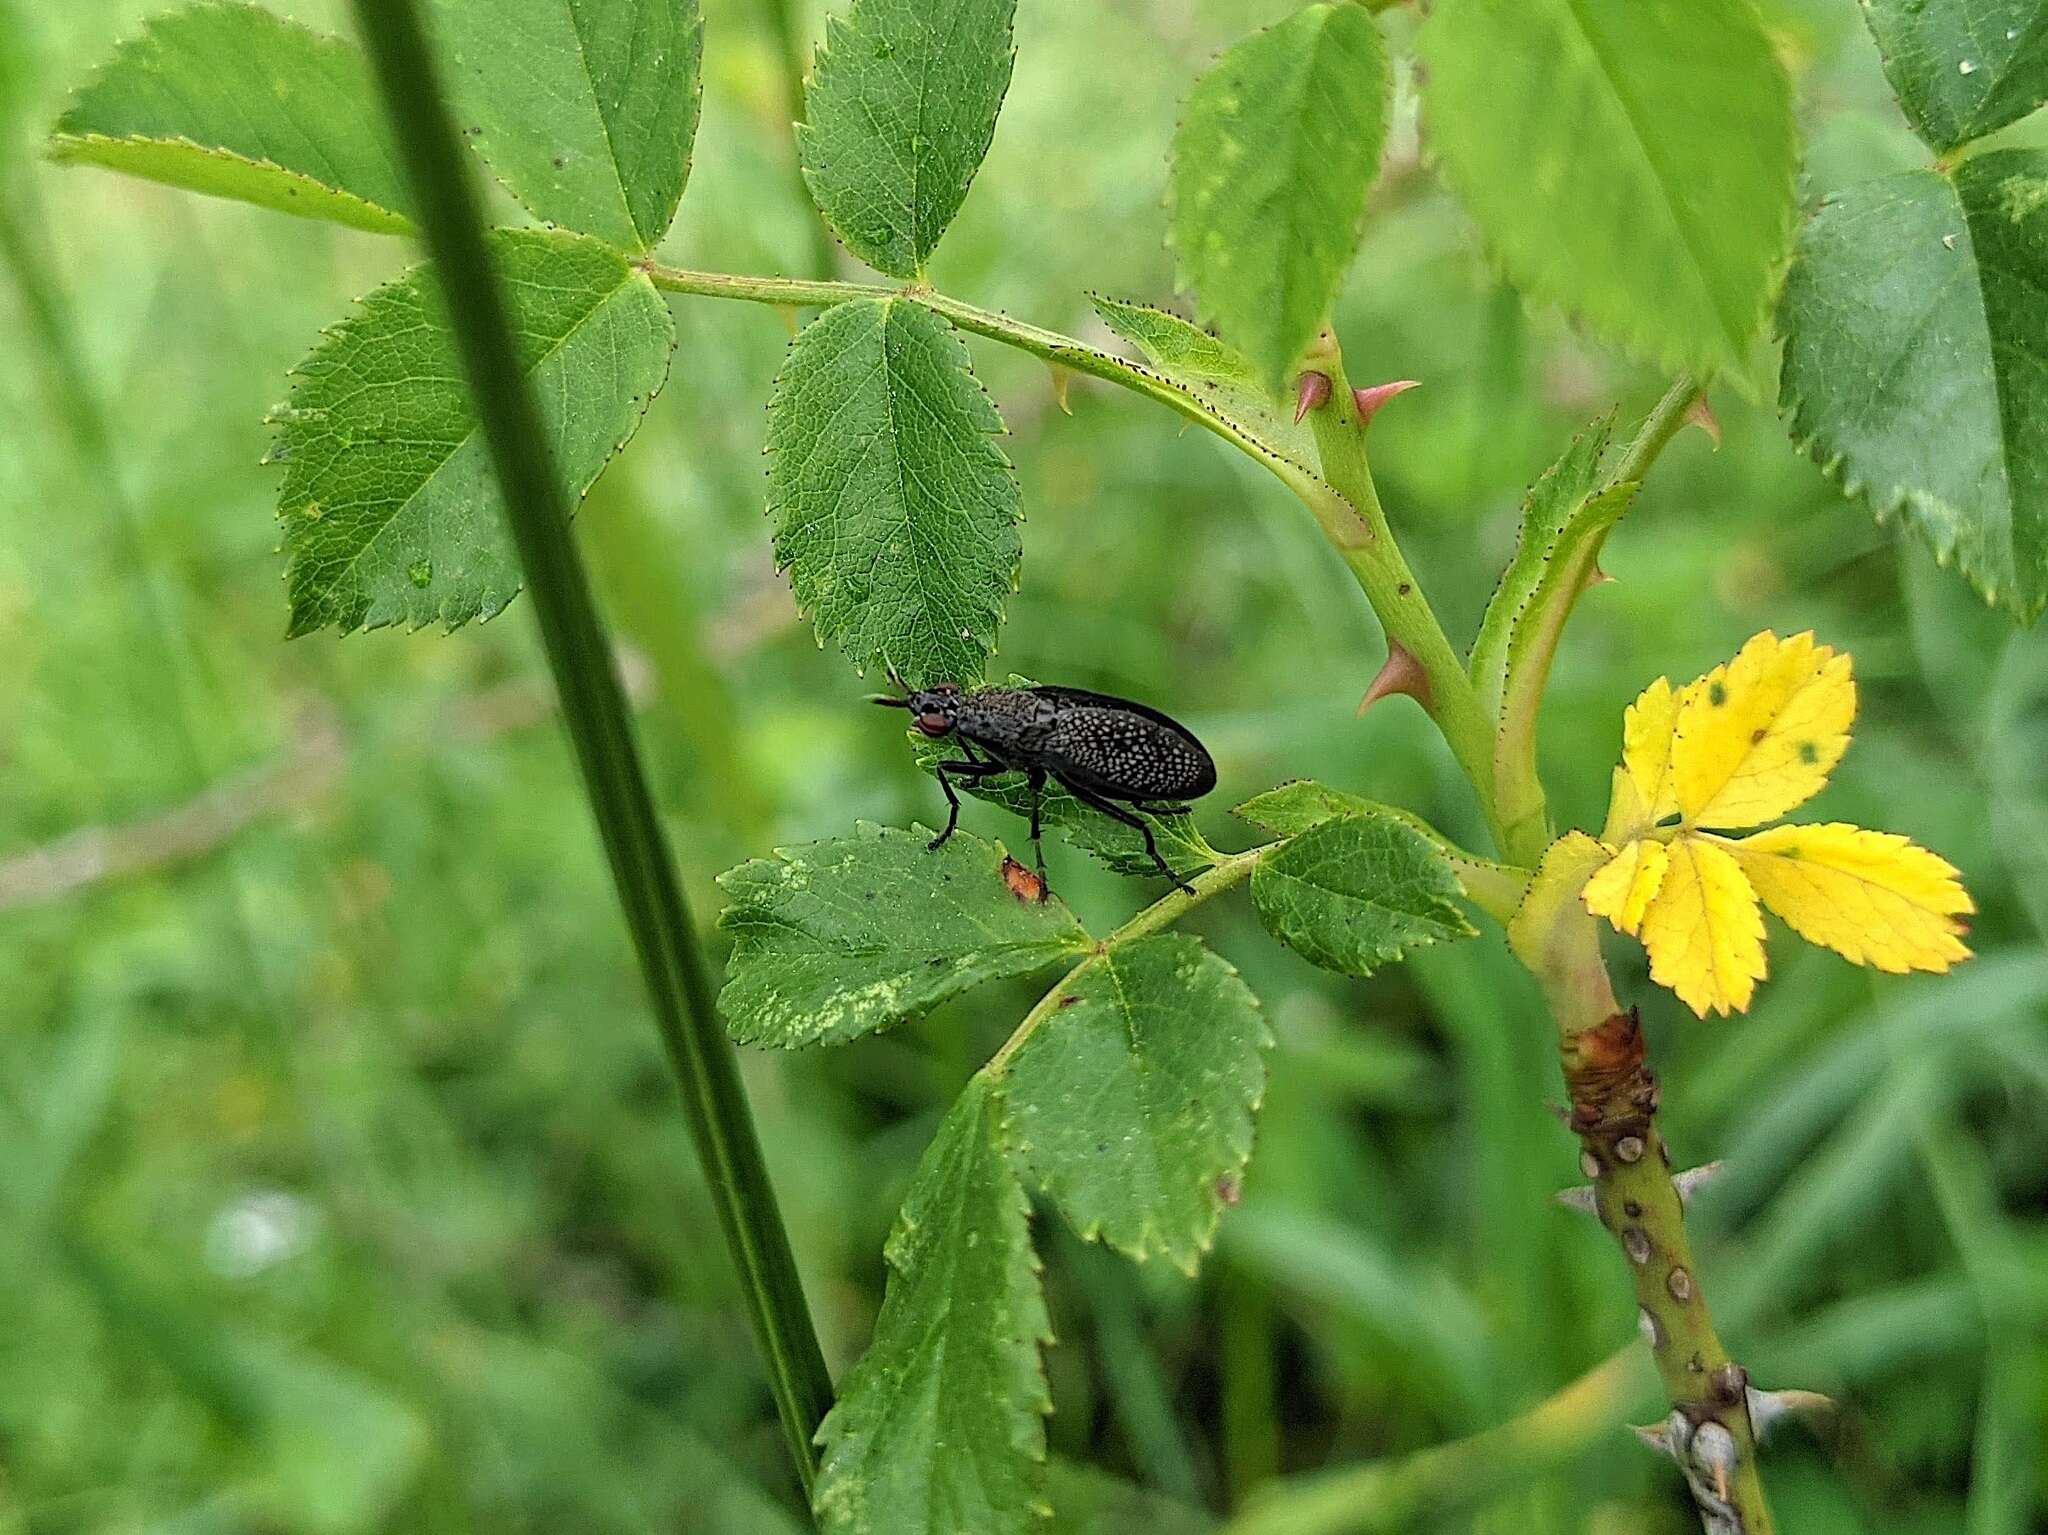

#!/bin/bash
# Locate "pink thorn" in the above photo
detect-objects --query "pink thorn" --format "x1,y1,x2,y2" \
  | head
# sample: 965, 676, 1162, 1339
1352, 379, 1421, 426
1685, 394, 1722, 449
1356, 640, 1433, 716
1294, 370, 1332, 424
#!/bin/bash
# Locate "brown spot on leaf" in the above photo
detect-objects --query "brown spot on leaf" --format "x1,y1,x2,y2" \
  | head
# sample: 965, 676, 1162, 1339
1001, 857, 1049, 904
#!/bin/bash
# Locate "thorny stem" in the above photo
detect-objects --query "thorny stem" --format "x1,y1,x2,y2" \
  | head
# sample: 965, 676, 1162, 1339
984, 846, 1267, 1077
1519, 888, 1775, 1535
1296, 335, 1503, 846
348, 0, 834, 1502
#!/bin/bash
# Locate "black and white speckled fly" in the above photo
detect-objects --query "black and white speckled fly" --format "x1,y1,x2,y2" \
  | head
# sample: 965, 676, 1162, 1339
872, 672, 1217, 892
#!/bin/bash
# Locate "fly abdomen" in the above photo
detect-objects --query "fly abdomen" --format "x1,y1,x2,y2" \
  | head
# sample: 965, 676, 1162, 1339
1036, 694, 1216, 802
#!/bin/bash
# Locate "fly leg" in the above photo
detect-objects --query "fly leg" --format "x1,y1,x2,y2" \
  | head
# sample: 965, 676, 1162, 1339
929, 758, 1007, 849
1026, 766, 1047, 878
1059, 777, 1194, 894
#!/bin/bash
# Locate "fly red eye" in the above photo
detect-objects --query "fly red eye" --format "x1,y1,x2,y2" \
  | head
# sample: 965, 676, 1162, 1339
916, 710, 952, 737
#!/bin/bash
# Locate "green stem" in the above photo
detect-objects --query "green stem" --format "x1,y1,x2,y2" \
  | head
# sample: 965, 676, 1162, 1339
1488, 374, 1703, 867
348, 0, 833, 1501
1298, 338, 1503, 845
1612, 376, 1703, 491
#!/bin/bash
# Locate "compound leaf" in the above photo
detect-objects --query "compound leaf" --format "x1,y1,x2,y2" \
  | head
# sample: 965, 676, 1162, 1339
49, 2, 412, 233
798, 0, 1016, 278
715, 823, 1089, 1049
766, 297, 1021, 684
426, 0, 703, 250
270, 228, 671, 636
1251, 811, 1474, 977
1168, 4, 1390, 388
1420, 0, 1795, 380
815, 1076, 1051, 1535
1781, 151, 2048, 621
1005, 935, 1269, 1272
1861, 0, 2048, 154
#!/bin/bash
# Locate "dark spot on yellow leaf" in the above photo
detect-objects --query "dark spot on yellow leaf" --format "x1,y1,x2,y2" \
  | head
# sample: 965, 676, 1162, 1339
1798, 741, 1818, 764
1750, 728, 1766, 744
1709, 681, 1727, 706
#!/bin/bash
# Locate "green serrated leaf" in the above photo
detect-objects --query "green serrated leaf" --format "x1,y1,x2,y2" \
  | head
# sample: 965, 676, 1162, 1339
270, 229, 670, 636
766, 297, 1021, 683
1469, 415, 1614, 719
1420, 0, 1795, 381
715, 823, 1089, 1049
907, 731, 1220, 884
1781, 152, 2048, 622
1087, 295, 1315, 467
798, 0, 1016, 278
815, 1076, 1051, 1535
1168, 4, 1390, 389
48, 2, 411, 233
1250, 811, 1475, 977
1005, 934, 1268, 1273
1862, 0, 2048, 154
425, 0, 703, 250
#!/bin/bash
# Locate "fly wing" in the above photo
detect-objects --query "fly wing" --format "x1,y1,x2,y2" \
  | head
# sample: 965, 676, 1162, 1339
1040, 700, 1216, 801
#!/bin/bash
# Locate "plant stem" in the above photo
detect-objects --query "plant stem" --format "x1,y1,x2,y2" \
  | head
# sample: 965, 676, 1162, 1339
1296, 338, 1503, 845
1512, 866, 1775, 1535
1614, 375, 1705, 490
1221, 1345, 1653, 1535
348, 0, 833, 1501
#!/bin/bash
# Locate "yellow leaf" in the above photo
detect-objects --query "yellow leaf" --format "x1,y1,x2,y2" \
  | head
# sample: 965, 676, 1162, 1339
1506, 831, 1608, 970
1583, 838, 1670, 937
1669, 631, 1854, 829
1611, 676, 1680, 838
1638, 835, 1766, 1017
1728, 823, 1974, 974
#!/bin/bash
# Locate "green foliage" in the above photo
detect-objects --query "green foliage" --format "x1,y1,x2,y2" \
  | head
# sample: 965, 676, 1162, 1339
270, 228, 671, 635
1168, 4, 1389, 388
1470, 415, 1616, 720
1088, 294, 1316, 470
49, 2, 412, 232
797, 0, 1016, 279
765, 297, 1022, 684
1860, 0, 2048, 154
714, 823, 1089, 1048
1780, 152, 2048, 622
1006, 935, 1269, 1272
1419, 0, 1795, 381
813, 1077, 1051, 1535
1250, 811, 1474, 977
424, 0, 703, 251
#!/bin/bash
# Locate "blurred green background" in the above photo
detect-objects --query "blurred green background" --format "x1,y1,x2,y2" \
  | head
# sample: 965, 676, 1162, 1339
2, 1, 2043, 1531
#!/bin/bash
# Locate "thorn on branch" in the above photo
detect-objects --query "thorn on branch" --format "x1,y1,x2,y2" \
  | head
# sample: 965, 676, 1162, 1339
1294, 369, 1332, 423
1685, 393, 1722, 448
1352, 378, 1420, 426
1048, 363, 1073, 416
1747, 1386, 1834, 1443
1356, 639, 1432, 716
